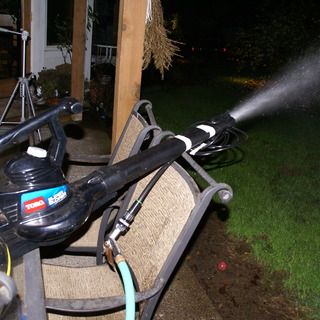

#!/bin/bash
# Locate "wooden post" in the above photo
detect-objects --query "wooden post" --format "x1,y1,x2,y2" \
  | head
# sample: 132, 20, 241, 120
112, 0, 148, 149
71, 0, 87, 121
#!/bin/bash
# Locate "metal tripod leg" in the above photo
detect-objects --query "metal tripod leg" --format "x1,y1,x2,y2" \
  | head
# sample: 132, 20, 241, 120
0, 77, 42, 141
0, 28, 41, 141
0, 80, 21, 125
25, 80, 42, 142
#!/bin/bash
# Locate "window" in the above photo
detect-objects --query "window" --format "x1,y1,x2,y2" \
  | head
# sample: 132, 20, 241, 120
47, 0, 74, 46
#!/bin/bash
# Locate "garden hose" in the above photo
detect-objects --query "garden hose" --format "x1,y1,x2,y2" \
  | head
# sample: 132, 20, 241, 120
115, 254, 136, 320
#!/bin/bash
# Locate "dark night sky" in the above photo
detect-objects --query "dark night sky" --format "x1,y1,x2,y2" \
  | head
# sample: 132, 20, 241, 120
162, 0, 320, 48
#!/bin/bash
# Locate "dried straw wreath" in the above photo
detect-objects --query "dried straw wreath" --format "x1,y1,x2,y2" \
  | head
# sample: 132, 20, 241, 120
143, 0, 180, 79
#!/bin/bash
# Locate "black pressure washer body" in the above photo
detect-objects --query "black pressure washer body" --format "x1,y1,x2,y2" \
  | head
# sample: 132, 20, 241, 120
0, 98, 238, 262
0, 98, 103, 260
0, 145, 70, 255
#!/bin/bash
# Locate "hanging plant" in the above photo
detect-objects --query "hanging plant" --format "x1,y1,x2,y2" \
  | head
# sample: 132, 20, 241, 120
143, 0, 180, 79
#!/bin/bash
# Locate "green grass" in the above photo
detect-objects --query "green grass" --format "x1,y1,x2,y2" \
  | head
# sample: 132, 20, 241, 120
142, 81, 320, 319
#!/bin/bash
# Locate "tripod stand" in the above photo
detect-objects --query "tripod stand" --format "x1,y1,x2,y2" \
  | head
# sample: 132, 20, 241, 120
0, 28, 38, 129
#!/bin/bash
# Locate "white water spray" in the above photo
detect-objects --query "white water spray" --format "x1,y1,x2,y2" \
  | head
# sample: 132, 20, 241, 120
230, 49, 320, 122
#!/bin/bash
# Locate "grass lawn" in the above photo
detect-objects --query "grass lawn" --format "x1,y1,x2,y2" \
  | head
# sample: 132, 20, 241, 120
142, 79, 320, 319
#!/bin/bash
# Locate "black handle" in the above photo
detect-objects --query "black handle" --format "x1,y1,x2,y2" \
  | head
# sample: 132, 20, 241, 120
0, 98, 82, 165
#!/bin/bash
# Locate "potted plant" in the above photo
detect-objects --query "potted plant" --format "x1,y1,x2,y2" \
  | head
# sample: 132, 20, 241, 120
36, 63, 71, 105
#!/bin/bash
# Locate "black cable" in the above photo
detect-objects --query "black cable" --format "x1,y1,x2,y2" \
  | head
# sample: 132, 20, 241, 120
0, 239, 9, 276
190, 122, 247, 157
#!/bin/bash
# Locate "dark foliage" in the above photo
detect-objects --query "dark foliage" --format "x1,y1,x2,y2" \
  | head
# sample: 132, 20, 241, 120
228, 1, 320, 73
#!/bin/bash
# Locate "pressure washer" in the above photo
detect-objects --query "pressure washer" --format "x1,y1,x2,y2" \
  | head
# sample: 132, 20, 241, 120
0, 98, 245, 317
0, 98, 244, 261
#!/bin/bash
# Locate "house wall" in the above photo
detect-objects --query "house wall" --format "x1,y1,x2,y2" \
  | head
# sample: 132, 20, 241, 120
30, 0, 93, 79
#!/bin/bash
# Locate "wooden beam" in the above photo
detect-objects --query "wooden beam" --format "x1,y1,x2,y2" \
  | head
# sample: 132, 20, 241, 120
112, 0, 148, 149
21, 0, 31, 73
71, 0, 87, 121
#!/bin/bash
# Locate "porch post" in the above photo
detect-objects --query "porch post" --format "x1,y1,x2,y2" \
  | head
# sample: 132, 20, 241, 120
112, 0, 148, 149
71, 0, 87, 121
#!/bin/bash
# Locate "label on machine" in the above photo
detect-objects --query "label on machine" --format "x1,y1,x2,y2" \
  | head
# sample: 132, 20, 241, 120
21, 185, 68, 215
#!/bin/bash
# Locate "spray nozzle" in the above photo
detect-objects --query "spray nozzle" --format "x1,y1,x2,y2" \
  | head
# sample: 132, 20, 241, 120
210, 112, 236, 128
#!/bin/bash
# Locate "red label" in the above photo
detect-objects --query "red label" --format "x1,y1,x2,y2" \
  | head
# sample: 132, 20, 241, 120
24, 197, 46, 214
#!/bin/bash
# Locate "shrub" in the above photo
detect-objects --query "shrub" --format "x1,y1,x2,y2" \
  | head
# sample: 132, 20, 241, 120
37, 63, 71, 100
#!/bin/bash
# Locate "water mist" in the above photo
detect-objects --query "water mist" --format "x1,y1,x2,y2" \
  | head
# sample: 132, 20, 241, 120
229, 49, 320, 122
